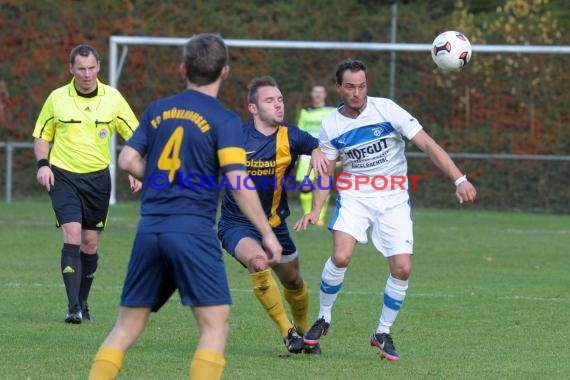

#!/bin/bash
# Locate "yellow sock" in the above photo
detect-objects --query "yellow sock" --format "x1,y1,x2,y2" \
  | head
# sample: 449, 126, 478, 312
252, 269, 292, 337
284, 280, 309, 334
89, 346, 125, 380
190, 348, 225, 380
319, 194, 331, 223
299, 191, 312, 215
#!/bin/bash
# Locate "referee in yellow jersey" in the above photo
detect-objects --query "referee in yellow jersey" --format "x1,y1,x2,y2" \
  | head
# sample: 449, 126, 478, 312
32, 44, 140, 324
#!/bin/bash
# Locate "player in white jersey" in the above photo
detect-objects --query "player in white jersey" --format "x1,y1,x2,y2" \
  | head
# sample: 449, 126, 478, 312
295, 59, 476, 360
320, 96, 422, 198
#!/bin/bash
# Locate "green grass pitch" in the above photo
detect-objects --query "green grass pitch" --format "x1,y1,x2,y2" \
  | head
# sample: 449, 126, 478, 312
0, 201, 568, 379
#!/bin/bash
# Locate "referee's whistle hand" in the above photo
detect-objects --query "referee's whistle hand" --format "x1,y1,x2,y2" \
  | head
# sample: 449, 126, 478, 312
36, 166, 54, 191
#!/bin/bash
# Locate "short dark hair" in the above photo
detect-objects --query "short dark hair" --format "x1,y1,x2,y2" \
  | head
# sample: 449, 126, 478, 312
183, 33, 229, 86
247, 76, 278, 104
69, 44, 100, 65
335, 59, 367, 85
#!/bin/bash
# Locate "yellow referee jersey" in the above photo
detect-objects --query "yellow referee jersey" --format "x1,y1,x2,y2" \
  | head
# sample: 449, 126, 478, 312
33, 78, 138, 173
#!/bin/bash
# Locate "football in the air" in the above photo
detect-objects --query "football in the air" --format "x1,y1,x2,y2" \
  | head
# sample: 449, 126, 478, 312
431, 31, 472, 71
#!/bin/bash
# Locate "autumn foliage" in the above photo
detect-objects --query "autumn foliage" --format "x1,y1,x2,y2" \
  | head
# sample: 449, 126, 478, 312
0, 0, 568, 211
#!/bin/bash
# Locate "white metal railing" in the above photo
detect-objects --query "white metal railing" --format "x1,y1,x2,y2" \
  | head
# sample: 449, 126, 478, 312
1, 141, 33, 203
0, 142, 126, 203
2, 141, 569, 203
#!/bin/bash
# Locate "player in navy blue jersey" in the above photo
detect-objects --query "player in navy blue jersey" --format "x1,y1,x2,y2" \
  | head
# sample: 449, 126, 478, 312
218, 76, 327, 354
89, 34, 282, 380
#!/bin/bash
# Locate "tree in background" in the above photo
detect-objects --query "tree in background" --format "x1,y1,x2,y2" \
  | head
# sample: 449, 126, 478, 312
0, 0, 568, 210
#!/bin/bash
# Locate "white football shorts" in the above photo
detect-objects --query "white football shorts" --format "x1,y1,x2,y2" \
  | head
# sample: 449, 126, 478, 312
328, 192, 413, 257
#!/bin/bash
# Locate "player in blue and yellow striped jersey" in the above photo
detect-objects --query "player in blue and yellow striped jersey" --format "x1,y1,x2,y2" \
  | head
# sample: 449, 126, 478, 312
89, 34, 282, 380
218, 76, 328, 354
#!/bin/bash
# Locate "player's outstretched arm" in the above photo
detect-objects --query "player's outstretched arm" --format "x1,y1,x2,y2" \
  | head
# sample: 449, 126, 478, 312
294, 158, 336, 231
411, 130, 477, 204
309, 148, 329, 177
227, 170, 283, 264
118, 145, 146, 181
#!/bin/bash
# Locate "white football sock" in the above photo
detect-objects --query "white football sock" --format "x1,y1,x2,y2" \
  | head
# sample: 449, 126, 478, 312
318, 257, 347, 324
377, 274, 408, 334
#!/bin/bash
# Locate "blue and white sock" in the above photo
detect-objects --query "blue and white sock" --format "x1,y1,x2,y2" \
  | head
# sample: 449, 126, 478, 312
318, 257, 346, 324
377, 275, 408, 334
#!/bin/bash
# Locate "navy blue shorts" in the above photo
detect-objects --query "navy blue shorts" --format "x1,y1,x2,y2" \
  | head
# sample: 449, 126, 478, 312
217, 220, 297, 262
121, 231, 231, 311
49, 166, 111, 230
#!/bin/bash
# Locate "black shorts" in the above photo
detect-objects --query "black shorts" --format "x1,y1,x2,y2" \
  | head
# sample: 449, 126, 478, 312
49, 166, 111, 231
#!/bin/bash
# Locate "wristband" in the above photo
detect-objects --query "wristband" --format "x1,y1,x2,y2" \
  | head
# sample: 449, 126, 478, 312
454, 174, 467, 187
37, 159, 49, 169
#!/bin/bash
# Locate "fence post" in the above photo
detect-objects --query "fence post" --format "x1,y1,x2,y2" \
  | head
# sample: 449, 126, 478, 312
6, 142, 13, 203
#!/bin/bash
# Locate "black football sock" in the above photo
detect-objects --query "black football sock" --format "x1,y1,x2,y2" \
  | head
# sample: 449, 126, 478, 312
61, 243, 81, 311
79, 251, 99, 307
